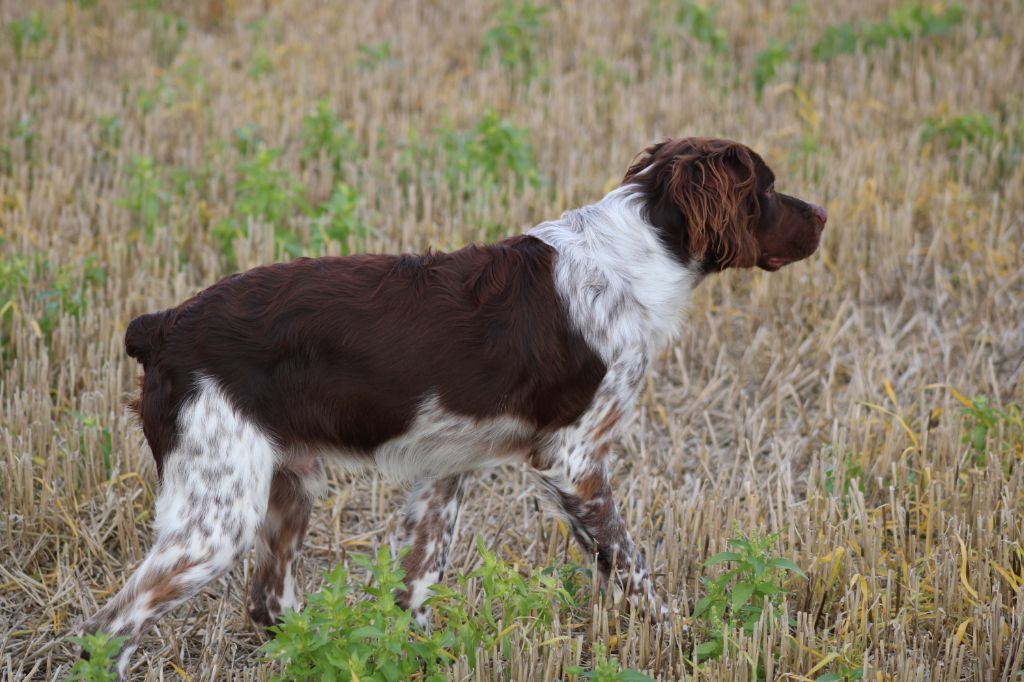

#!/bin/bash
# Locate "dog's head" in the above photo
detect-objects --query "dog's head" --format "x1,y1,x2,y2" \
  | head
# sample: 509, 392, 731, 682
622, 137, 826, 272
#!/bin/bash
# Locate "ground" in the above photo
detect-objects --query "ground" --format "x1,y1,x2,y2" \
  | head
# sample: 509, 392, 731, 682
0, 0, 1022, 680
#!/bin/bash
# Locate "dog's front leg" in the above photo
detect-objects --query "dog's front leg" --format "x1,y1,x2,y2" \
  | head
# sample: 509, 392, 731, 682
532, 447, 665, 620
390, 474, 468, 627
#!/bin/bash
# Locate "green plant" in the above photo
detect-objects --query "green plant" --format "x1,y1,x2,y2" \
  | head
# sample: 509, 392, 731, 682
249, 50, 276, 79
692, 529, 806, 661
958, 394, 1022, 466
481, 0, 551, 85
811, 3, 965, 62
357, 41, 394, 71
921, 112, 998, 149
7, 12, 47, 61
232, 124, 263, 157
300, 99, 359, 175
439, 110, 541, 194
131, 0, 188, 66
311, 182, 367, 255
752, 38, 792, 97
264, 548, 452, 682
264, 543, 576, 680
567, 642, 657, 681
121, 155, 173, 236
66, 632, 126, 681
8, 118, 36, 163
823, 448, 864, 499
214, 147, 309, 261
675, 1, 729, 54
96, 115, 123, 151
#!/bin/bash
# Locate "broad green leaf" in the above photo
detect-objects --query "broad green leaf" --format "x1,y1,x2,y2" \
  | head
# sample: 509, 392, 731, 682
768, 557, 808, 577
730, 582, 755, 611
704, 551, 742, 566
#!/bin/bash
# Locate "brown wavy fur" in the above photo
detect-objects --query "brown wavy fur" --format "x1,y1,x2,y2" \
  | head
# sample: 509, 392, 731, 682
623, 137, 762, 269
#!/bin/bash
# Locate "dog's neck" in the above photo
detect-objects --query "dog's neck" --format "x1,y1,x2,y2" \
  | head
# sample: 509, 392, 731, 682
528, 186, 700, 364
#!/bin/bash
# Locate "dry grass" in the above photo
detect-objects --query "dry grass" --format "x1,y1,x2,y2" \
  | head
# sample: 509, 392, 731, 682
1, 0, 1023, 679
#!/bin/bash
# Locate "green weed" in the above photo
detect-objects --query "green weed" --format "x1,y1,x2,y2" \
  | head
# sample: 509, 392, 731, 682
311, 182, 367, 256
751, 38, 792, 97
959, 394, 1023, 467
213, 147, 309, 262
231, 124, 263, 157
132, 1, 188, 67
567, 642, 657, 681
921, 112, 998, 149
7, 12, 47, 61
66, 632, 127, 682
481, 0, 551, 85
264, 542, 651, 680
439, 110, 541, 194
921, 112, 1022, 178
300, 99, 359, 176
72, 412, 115, 480
823, 448, 864, 499
357, 41, 394, 71
692, 529, 806, 662
674, 1, 730, 55
647, 0, 733, 77
811, 3, 965, 62
249, 50, 276, 79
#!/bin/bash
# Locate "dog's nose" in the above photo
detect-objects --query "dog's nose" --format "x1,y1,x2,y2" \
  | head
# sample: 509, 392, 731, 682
811, 204, 828, 227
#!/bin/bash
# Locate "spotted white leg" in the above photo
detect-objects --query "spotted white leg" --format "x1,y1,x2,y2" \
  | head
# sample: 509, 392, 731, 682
531, 434, 667, 622
80, 379, 277, 677
390, 474, 468, 627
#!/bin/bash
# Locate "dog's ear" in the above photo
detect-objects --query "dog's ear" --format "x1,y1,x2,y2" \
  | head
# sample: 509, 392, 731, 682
666, 143, 761, 268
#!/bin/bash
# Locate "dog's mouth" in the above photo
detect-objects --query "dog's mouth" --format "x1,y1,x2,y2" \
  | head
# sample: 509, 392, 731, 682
757, 256, 793, 271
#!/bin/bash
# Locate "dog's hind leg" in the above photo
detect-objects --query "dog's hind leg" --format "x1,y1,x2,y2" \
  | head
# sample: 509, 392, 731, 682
390, 474, 468, 627
81, 378, 277, 677
247, 461, 324, 628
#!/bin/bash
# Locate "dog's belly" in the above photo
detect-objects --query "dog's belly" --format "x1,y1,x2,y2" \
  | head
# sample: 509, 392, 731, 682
310, 395, 539, 481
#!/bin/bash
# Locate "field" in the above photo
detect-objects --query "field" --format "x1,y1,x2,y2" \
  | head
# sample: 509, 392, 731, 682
1, 0, 1023, 679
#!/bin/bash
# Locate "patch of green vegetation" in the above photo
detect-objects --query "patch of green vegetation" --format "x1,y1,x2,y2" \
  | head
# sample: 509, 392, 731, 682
249, 50, 276, 79
693, 529, 806, 663
568, 643, 657, 681
811, 3, 965, 62
959, 394, 1023, 468
648, 0, 733, 77
439, 110, 541, 194
823, 448, 864, 500
300, 99, 359, 176
358, 41, 394, 71
311, 182, 368, 256
35, 256, 107, 340
213, 147, 309, 261
481, 0, 552, 85
231, 124, 263, 157
263, 542, 572, 680
95, 115, 123, 152
66, 631, 127, 681
131, 0, 188, 67
7, 12, 47, 61
751, 38, 792, 98
0, 253, 106, 366
71, 412, 115, 480
120, 155, 202, 238
134, 77, 175, 115
921, 112, 1023, 178
674, 0, 730, 55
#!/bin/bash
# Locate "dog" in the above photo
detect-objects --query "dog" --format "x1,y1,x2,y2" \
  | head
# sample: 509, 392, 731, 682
82, 137, 826, 674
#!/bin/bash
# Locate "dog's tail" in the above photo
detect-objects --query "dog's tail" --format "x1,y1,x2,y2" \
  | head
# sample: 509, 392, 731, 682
124, 310, 172, 366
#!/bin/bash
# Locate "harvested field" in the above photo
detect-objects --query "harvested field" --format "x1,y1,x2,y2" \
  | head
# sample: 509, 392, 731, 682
1, 0, 1022, 679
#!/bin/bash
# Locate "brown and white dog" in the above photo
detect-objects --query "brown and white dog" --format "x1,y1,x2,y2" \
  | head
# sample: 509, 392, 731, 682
82, 137, 826, 673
